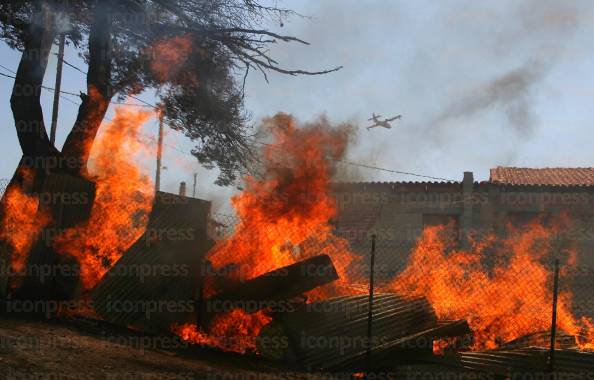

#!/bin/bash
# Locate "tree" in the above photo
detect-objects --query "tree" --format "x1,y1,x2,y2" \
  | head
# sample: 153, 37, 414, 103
0, 0, 341, 186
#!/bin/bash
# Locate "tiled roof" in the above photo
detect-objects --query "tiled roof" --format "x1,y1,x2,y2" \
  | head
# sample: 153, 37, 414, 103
490, 167, 594, 187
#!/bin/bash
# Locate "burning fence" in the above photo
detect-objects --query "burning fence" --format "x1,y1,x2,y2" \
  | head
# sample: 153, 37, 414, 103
384, 222, 594, 351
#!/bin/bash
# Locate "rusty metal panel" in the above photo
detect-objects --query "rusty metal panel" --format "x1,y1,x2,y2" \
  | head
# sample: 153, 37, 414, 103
91, 191, 213, 333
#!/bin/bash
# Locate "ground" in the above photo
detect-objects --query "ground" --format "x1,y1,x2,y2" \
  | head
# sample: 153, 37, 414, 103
0, 316, 320, 379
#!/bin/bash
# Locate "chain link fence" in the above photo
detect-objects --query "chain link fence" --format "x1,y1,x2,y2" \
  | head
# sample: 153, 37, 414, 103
350, 225, 594, 352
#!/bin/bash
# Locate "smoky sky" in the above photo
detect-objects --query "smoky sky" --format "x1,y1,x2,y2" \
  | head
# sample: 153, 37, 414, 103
1, 0, 594, 214
243, 0, 594, 183
428, 62, 545, 138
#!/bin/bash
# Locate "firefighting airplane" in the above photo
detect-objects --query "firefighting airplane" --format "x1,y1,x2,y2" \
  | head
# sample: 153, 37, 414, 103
366, 113, 402, 130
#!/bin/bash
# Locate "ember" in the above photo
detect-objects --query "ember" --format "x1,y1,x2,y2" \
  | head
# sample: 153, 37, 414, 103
173, 310, 271, 354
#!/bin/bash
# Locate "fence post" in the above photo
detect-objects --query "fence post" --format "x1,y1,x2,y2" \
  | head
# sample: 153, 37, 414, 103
548, 258, 560, 372
366, 233, 377, 371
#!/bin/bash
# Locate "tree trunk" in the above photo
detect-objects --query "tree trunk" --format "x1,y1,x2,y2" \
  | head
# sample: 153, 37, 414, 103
60, 1, 113, 175
10, 0, 59, 177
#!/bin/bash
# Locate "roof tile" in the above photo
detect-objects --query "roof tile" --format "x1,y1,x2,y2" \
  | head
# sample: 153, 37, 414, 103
490, 167, 594, 186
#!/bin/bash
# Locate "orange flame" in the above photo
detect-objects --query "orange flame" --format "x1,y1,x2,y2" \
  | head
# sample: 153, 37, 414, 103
387, 223, 594, 350
172, 310, 272, 354
178, 115, 362, 352
54, 107, 155, 289
0, 180, 51, 274
206, 114, 361, 294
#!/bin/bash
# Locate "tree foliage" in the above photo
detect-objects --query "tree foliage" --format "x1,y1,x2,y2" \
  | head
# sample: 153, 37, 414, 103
0, 0, 341, 185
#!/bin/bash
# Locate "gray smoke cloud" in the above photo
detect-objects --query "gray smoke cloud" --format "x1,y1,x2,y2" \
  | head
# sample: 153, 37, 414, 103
240, 0, 593, 182
424, 0, 581, 138
429, 62, 546, 135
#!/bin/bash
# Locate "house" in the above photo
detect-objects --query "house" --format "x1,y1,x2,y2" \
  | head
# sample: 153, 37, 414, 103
332, 167, 594, 282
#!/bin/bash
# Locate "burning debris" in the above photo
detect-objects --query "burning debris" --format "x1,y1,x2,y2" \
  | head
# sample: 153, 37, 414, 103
256, 293, 470, 371
387, 223, 594, 351
5, 170, 96, 304
91, 191, 212, 333
206, 114, 362, 296
200, 254, 339, 322
0, 107, 592, 376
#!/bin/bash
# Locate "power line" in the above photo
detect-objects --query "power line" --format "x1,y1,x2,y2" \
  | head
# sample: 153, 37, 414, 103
0, 65, 453, 182
0, 68, 81, 106
0, 63, 16, 74
60, 57, 86, 75
0, 61, 155, 109
336, 160, 455, 182
61, 57, 157, 109
247, 138, 455, 182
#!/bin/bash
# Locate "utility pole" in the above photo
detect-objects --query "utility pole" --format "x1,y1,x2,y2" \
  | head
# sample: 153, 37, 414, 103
366, 234, 377, 372
192, 173, 198, 198
548, 259, 560, 372
49, 34, 66, 145
155, 106, 164, 192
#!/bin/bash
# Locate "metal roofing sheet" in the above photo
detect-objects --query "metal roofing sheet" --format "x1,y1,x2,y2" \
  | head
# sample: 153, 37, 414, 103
92, 191, 213, 333
429, 347, 594, 375
260, 293, 470, 371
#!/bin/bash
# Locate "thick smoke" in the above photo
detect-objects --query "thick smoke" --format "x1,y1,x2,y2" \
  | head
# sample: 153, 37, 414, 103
426, 0, 580, 137
429, 62, 545, 135
242, 1, 590, 182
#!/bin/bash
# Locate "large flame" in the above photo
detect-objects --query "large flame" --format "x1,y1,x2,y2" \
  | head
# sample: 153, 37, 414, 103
387, 223, 594, 350
206, 114, 360, 290
0, 172, 52, 274
176, 113, 594, 355
173, 114, 362, 353
54, 107, 155, 289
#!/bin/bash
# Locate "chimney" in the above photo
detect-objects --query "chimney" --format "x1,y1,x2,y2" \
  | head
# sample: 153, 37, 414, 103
463, 171, 474, 193
179, 181, 187, 196
460, 171, 474, 249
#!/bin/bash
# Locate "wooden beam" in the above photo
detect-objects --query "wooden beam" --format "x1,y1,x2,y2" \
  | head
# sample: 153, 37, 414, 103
200, 254, 338, 324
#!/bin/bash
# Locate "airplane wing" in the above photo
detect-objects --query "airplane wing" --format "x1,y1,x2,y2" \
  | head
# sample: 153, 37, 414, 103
385, 115, 402, 122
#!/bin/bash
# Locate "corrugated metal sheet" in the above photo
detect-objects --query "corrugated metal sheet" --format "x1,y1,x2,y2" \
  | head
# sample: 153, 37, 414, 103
390, 364, 484, 380
500, 330, 579, 351
258, 293, 470, 371
92, 191, 213, 333
428, 347, 594, 375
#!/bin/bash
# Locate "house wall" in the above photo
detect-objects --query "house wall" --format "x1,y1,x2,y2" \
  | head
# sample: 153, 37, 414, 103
332, 175, 594, 288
